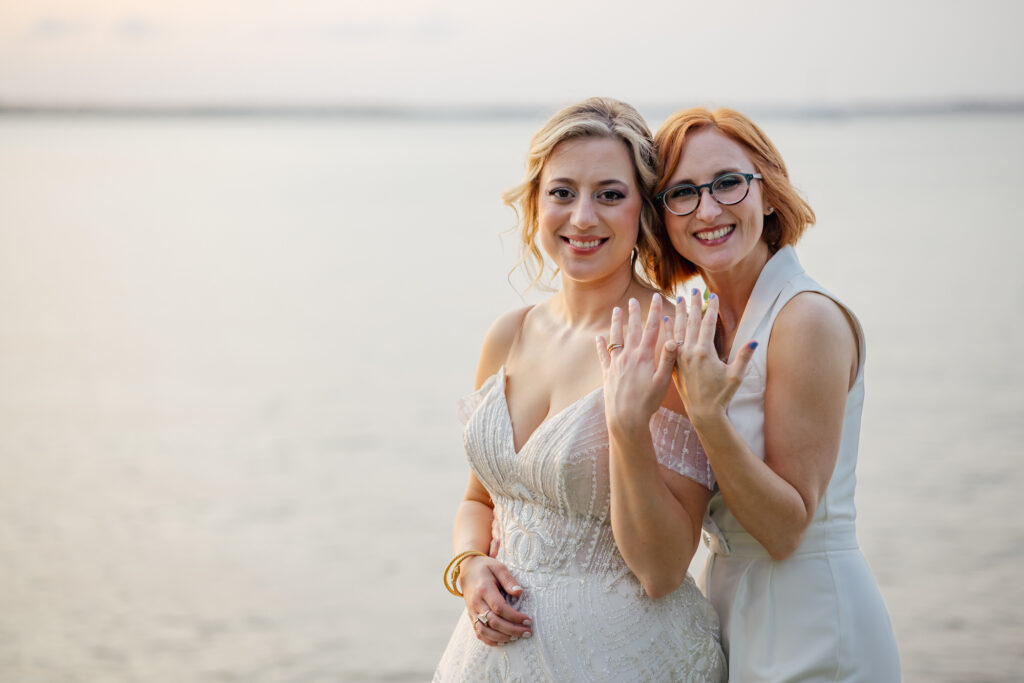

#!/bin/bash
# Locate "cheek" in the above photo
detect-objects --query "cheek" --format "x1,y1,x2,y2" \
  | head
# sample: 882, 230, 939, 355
615, 200, 643, 242
537, 202, 566, 232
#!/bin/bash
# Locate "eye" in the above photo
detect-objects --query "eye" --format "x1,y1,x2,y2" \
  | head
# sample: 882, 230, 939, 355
667, 184, 698, 200
596, 189, 625, 202
548, 188, 574, 200
713, 174, 743, 191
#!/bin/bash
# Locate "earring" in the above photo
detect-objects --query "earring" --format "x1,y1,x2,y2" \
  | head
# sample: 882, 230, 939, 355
765, 207, 775, 215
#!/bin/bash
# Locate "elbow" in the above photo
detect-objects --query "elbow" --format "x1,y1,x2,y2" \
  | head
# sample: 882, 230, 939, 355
764, 528, 807, 562
764, 498, 819, 561
640, 569, 688, 600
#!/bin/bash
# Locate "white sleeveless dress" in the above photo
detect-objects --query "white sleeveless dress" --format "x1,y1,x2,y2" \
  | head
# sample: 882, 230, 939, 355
434, 367, 727, 682
698, 246, 901, 681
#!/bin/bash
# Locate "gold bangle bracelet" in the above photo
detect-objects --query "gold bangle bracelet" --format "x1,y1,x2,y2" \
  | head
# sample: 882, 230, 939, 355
443, 550, 487, 597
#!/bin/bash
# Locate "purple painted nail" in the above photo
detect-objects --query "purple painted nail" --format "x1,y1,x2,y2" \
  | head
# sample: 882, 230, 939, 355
692, 288, 699, 296
676, 296, 683, 304
749, 341, 758, 350
663, 316, 669, 322
709, 293, 717, 300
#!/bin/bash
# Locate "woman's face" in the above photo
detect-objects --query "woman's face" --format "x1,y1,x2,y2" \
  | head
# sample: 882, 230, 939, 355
537, 136, 642, 286
662, 127, 770, 279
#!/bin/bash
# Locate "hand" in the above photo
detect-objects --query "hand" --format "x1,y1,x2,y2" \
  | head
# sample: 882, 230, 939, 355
671, 289, 756, 423
459, 556, 532, 646
596, 294, 678, 436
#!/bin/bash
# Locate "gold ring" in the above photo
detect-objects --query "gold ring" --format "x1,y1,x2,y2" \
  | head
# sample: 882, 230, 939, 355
607, 343, 624, 352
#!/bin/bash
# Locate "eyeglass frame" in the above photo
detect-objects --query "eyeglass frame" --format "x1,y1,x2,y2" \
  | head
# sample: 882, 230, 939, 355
655, 172, 763, 216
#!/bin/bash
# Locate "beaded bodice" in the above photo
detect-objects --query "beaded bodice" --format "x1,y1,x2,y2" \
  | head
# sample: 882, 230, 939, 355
435, 367, 726, 682
458, 367, 714, 582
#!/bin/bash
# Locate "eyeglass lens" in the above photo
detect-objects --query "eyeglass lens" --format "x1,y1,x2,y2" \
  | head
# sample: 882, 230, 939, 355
664, 173, 751, 215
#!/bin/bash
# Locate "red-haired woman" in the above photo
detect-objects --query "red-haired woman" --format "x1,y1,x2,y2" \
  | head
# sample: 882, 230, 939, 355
607, 108, 901, 681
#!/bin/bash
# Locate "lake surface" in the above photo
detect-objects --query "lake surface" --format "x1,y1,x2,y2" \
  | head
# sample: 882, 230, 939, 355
0, 112, 1021, 681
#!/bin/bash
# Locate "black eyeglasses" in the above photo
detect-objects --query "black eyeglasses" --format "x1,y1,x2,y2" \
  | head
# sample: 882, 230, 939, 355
656, 172, 763, 216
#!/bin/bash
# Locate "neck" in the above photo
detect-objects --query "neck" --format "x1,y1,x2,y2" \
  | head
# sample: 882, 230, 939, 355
553, 262, 649, 329
699, 242, 773, 334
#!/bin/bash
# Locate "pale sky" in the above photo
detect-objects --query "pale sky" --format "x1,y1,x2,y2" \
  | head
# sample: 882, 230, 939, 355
1, 0, 1022, 107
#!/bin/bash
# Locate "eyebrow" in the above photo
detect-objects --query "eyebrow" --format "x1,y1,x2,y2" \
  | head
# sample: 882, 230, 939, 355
547, 178, 628, 186
671, 168, 743, 184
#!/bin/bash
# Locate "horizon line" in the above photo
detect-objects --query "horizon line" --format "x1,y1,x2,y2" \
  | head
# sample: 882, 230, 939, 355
2, 98, 1024, 120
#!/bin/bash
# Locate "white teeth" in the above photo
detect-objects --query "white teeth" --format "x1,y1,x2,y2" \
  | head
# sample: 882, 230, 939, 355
695, 226, 733, 241
568, 238, 601, 248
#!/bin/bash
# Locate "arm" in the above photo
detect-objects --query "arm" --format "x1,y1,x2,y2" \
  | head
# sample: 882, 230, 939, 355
451, 307, 533, 645
675, 290, 857, 560
597, 295, 710, 599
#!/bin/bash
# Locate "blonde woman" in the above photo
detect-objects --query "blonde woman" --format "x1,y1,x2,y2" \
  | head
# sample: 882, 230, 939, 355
433, 98, 725, 681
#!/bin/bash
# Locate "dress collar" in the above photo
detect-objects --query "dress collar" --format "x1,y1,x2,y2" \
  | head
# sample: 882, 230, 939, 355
727, 245, 805, 363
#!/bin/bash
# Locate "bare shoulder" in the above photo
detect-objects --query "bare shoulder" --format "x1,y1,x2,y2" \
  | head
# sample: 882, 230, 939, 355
770, 292, 858, 383
475, 305, 533, 389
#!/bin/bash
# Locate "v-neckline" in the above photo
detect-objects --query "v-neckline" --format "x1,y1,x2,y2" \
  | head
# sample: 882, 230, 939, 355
497, 367, 604, 457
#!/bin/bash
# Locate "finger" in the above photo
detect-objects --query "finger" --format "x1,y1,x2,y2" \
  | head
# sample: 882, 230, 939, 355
726, 340, 758, 387
488, 537, 499, 558
625, 297, 642, 349
480, 611, 532, 640
642, 293, 662, 350
488, 567, 529, 624
654, 338, 678, 388
472, 616, 506, 646
491, 565, 524, 600
608, 306, 624, 348
673, 295, 687, 346
697, 292, 719, 348
685, 288, 701, 346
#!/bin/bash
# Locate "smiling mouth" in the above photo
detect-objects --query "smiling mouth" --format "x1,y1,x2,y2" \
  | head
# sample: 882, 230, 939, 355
694, 226, 734, 242
562, 237, 608, 249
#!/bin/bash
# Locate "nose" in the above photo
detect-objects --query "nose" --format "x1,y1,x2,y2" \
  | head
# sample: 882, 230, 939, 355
694, 187, 723, 221
571, 195, 598, 230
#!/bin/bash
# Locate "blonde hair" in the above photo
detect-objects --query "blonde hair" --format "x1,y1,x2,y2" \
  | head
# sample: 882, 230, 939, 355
651, 107, 816, 289
502, 97, 663, 289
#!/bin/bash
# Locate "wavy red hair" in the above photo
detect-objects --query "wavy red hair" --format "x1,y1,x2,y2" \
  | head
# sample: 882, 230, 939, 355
648, 108, 816, 289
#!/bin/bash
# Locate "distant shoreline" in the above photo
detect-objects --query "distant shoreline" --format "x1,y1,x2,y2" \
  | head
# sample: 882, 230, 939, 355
2, 99, 1024, 121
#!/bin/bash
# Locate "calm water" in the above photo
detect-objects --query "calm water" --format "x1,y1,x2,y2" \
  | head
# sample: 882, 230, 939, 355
0, 113, 1022, 682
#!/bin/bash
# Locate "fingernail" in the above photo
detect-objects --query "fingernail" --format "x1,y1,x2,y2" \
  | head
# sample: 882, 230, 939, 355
676, 295, 683, 304
709, 293, 716, 300
523, 619, 531, 626
629, 298, 638, 306
523, 631, 532, 639
663, 316, 669, 323
511, 585, 522, 592
692, 288, 699, 296
613, 307, 620, 315
510, 636, 518, 642
749, 341, 758, 350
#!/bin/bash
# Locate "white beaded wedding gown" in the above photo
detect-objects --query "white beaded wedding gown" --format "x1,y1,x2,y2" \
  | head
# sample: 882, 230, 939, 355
434, 367, 726, 682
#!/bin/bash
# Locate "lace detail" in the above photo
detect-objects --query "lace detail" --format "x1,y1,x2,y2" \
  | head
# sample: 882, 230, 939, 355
651, 408, 716, 489
456, 372, 502, 425
436, 368, 726, 682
